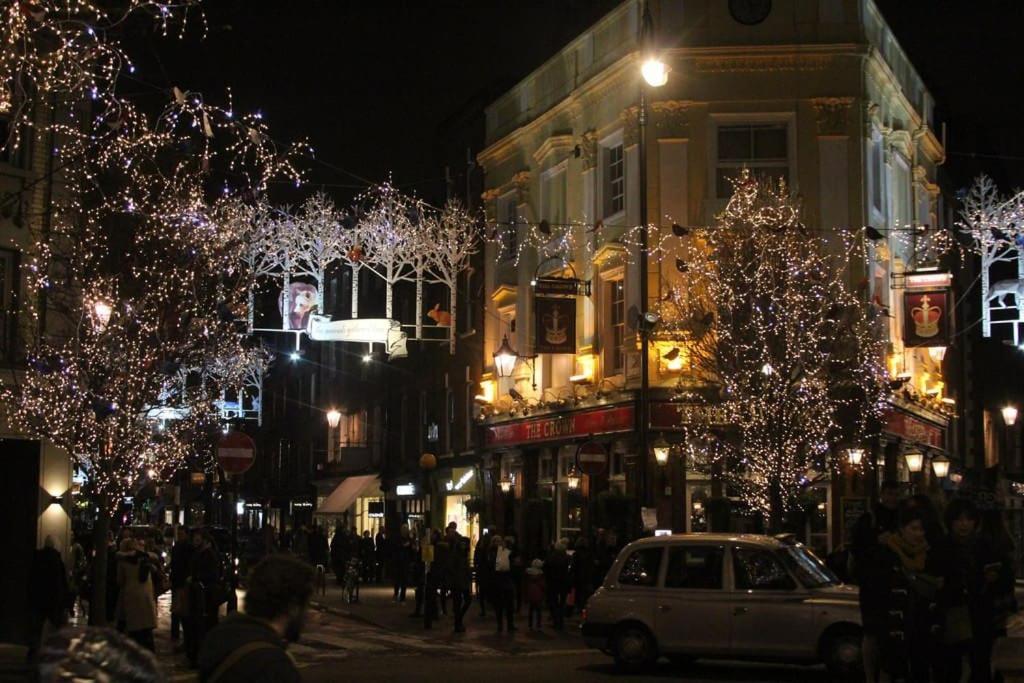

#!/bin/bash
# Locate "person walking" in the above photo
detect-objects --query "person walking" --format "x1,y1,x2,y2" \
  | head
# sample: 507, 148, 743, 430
447, 527, 472, 633
573, 536, 596, 612
473, 531, 492, 618
434, 527, 452, 617
525, 558, 546, 631
490, 535, 515, 633
544, 539, 570, 631
375, 528, 388, 584
330, 524, 348, 586
170, 526, 194, 645
187, 530, 224, 669
359, 530, 375, 583
506, 534, 524, 615
409, 534, 425, 618
392, 525, 411, 603
197, 555, 314, 683
291, 525, 309, 563
309, 525, 328, 570
28, 536, 69, 661
116, 538, 159, 651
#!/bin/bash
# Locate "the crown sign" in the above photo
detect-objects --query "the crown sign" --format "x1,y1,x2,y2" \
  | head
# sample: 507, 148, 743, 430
543, 305, 568, 345
911, 294, 940, 338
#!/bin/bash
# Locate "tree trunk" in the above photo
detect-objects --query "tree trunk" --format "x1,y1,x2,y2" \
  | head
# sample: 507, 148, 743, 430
415, 271, 423, 340
89, 497, 111, 626
448, 283, 457, 355
767, 479, 784, 535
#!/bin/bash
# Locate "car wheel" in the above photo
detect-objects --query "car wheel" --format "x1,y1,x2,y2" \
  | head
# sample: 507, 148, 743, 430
613, 625, 655, 671
824, 631, 862, 681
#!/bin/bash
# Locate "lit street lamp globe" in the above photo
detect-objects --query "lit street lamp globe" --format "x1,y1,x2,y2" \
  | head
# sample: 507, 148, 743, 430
419, 453, 437, 471
326, 409, 341, 429
1002, 405, 1018, 427
641, 57, 669, 87
931, 454, 950, 479
904, 451, 924, 473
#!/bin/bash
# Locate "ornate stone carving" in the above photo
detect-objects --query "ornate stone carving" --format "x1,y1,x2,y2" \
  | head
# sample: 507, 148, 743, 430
512, 170, 531, 205
577, 129, 598, 171
695, 54, 831, 73
651, 99, 694, 137
621, 106, 640, 147
810, 97, 853, 136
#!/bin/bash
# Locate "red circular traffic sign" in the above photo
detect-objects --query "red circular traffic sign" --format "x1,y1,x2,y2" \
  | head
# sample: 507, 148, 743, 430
218, 431, 256, 475
576, 441, 607, 476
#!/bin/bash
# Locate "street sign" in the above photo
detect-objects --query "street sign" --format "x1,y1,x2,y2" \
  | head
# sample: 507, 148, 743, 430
576, 440, 607, 476
534, 277, 591, 297
217, 431, 256, 475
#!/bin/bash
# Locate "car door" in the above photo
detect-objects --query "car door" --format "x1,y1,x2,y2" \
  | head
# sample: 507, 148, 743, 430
728, 545, 817, 659
653, 543, 731, 656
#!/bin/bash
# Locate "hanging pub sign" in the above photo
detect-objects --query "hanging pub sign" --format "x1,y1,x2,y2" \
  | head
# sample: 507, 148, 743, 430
903, 289, 949, 347
534, 296, 576, 354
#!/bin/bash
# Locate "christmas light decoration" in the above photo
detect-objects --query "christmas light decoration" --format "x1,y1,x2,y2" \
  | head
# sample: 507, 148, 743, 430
667, 170, 886, 526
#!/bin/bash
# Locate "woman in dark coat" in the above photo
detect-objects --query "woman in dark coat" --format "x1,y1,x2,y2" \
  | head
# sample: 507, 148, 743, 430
572, 536, 596, 611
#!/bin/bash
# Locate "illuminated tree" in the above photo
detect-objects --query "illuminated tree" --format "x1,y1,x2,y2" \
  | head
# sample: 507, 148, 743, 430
425, 200, 479, 353
667, 171, 885, 529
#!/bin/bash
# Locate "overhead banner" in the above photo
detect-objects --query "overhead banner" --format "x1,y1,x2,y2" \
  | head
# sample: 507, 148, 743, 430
534, 296, 576, 354
903, 289, 949, 347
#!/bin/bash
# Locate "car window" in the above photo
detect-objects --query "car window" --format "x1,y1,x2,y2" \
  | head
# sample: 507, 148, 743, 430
733, 547, 796, 591
779, 545, 837, 588
618, 547, 663, 587
664, 545, 724, 589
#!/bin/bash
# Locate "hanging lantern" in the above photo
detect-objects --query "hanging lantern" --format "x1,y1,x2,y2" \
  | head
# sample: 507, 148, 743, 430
493, 335, 518, 378
499, 475, 512, 494
653, 433, 671, 466
1002, 405, 1018, 427
566, 467, 581, 491
847, 448, 865, 467
931, 454, 950, 479
904, 451, 924, 473
325, 409, 341, 429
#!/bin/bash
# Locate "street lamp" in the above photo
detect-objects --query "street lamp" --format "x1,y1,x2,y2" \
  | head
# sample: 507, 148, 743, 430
326, 409, 342, 429
326, 408, 341, 464
499, 474, 513, 494
653, 433, 671, 466
92, 300, 112, 330
1002, 405, 1018, 427
493, 335, 518, 378
847, 448, 865, 467
566, 467, 581, 491
641, 57, 669, 87
904, 451, 924, 474
931, 454, 950, 479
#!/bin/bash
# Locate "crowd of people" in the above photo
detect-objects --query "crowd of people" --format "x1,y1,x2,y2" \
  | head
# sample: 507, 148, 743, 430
850, 482, 1017, 683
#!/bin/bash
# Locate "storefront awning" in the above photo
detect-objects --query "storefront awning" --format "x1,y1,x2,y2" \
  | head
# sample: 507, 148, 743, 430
317, 475, 379, 514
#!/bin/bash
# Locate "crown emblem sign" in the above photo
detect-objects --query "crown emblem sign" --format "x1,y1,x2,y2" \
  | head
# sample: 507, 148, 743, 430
911, 294, 941, 338
543, 305, 568, 345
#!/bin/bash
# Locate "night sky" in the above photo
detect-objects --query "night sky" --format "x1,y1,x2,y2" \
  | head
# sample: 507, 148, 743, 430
130, 1, 1024, 205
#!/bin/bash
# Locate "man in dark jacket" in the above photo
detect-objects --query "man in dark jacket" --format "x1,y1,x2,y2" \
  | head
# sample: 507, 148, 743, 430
198, 555, 313, 683
447, 528, 472, 633
330, 524, 348, 586
170, 527, 194, 643
187, 530, 223, 668
29, 536, 68, 660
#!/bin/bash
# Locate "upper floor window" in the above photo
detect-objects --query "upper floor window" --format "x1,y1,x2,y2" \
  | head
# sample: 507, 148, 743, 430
541, 165, 567, 231
604, 143, 625, 217
870, 131, 885, 214
716, 123, 789, 198
337, 409, 368, 449
607, 279, 625, 374
497, 193, 518, 261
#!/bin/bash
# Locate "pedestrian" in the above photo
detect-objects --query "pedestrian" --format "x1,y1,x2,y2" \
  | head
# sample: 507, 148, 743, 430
116, 538, 159, 651
544, 539, 570, 630
862, 504, 945, 682
28, 536, 69, 661
572, 536, 596, 612
197, 555, 314, 683
490, 535, 515, 633
170, 526, 194, 645
330, 524, 348, 586
525, 558, 545, 631
423, 530, 442, 629
473, 531, 492, 618
291, 525, 309, 563
447, 527, 472, 633
187, 529, 224, 669
506, 534, 524, 614
850, 479, 902, 681
360, 530, 375, 583
67, 535, 87, 619
392, 524, 411, 603
375, 528, 388, 583
434, 527, 452, 617
309, 525, 329, 569
943, 497, 1014, 683
409, 534, 425, 618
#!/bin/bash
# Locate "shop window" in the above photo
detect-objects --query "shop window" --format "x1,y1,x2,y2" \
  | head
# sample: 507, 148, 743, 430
716, 123, 789, 198
538, 452, 555, 482
732, 548, 796, 591
617, 547, 663, 587
558, 487, 583, 539
665, 546, 724, 590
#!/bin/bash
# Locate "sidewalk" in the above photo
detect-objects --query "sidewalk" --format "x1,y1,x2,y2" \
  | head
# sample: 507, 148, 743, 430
311, 581, 589, 655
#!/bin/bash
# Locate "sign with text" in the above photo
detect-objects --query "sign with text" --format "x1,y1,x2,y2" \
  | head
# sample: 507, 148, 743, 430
534, 296, 576, 354
485, 404, 634, 447
884, 410, 945, 449
534, 277, 585, 296
903, 289, 949, 347
651, 402, 732, 430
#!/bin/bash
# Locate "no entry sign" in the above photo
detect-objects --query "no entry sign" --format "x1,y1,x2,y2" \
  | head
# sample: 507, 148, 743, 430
576, 441, 607, 476
218, 431, 256, 475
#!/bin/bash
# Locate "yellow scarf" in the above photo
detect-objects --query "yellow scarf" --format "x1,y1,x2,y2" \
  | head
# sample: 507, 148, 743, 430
886, 533, 928, 572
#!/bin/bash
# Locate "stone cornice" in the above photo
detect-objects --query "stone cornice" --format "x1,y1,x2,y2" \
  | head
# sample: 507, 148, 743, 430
809, 97, 853, 136
532, 133, 575, 167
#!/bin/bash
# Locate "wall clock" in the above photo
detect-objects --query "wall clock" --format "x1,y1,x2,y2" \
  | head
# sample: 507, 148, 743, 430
729, 0, 772, 25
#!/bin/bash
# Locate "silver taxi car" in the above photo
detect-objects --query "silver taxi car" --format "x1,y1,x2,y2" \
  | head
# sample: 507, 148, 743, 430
581, 533, 861, 676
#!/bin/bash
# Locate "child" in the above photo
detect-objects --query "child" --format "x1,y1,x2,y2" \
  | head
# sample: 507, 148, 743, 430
344, 555, 361, 604
525, 558, 546, 631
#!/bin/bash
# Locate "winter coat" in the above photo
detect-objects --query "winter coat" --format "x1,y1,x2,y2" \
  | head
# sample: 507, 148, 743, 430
544, 548, 570, 593
573, 546, 596, 593
197, 612, 300, 683
29, 546, 68, 620
525, 571, 546, 606
449, 536, 471, 591
116, 551, 157, 632
170, 540, 195, 589
944, 534, 1014, 643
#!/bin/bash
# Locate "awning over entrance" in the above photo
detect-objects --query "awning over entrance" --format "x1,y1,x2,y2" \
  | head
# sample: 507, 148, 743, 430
317, 474, 379, 514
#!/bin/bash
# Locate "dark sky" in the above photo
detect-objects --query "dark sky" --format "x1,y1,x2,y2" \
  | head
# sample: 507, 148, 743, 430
132, 1, 1024, 205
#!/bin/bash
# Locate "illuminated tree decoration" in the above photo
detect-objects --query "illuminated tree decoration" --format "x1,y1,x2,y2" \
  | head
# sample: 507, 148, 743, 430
666, 170, 886, 528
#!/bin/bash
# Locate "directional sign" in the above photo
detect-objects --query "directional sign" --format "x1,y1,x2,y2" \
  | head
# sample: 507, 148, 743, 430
576, 440, 608, 476
217, 431, 256, 476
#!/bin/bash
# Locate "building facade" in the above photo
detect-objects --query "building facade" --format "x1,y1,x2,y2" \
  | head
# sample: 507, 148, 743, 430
476, 0, 950, 554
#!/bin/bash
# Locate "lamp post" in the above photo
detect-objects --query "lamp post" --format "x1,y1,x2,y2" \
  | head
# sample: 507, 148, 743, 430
847, 448, 865, 467
905, 450, 924, 492
637, 0, 668, 508
931, 454, 950, 479
326, 409, 341, 464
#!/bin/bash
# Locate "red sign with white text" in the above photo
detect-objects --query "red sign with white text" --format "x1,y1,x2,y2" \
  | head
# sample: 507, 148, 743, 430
485, 405, 634, 448
884, 410, 945, 449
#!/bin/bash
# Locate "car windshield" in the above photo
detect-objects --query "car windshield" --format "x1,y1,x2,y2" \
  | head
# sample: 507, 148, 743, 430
777, 545, 838, 588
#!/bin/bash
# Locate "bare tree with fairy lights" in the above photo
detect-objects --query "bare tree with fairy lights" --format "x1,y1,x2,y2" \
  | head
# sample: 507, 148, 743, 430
665, 170, 886, 530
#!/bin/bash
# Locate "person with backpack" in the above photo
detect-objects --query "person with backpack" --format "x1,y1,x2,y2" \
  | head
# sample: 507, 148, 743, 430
198, 555, 313, 683
187, 530, 225, 669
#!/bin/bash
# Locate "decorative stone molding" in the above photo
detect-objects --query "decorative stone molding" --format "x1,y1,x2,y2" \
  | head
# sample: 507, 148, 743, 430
810, 97, 853, 136
695, 54, 832, 74
621, 106, 640, 147
577, 129, 598, 171
888, 130, 914, 161
512, 170, 531, 205
532, 133, 575, 166
651, 99, 694, 137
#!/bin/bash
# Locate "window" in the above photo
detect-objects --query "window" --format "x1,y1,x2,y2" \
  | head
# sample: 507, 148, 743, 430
498, 193, 518, 261
716, 124, 789, 198
618, 547, 663, 587
604, 143, 625, 217
541, 166, 567, 231
778, 546, 837, 589
665, 546, 724, 590
607, 279, 625, 374
870, 132, 884, 213
538, 452, 555, 482
732, 548, 796, 591
338, 410, 368, 449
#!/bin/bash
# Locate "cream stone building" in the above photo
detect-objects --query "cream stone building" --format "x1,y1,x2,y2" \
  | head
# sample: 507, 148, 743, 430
475, 0, 950, 552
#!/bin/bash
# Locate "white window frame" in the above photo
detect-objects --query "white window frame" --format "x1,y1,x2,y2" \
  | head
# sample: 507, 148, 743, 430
868, 128, 886, 221
599, 130, 626, 222
604, 270, 626, 377
540, 161, 568, 235
709, 113, 797, 205
497, 191, 518, 262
